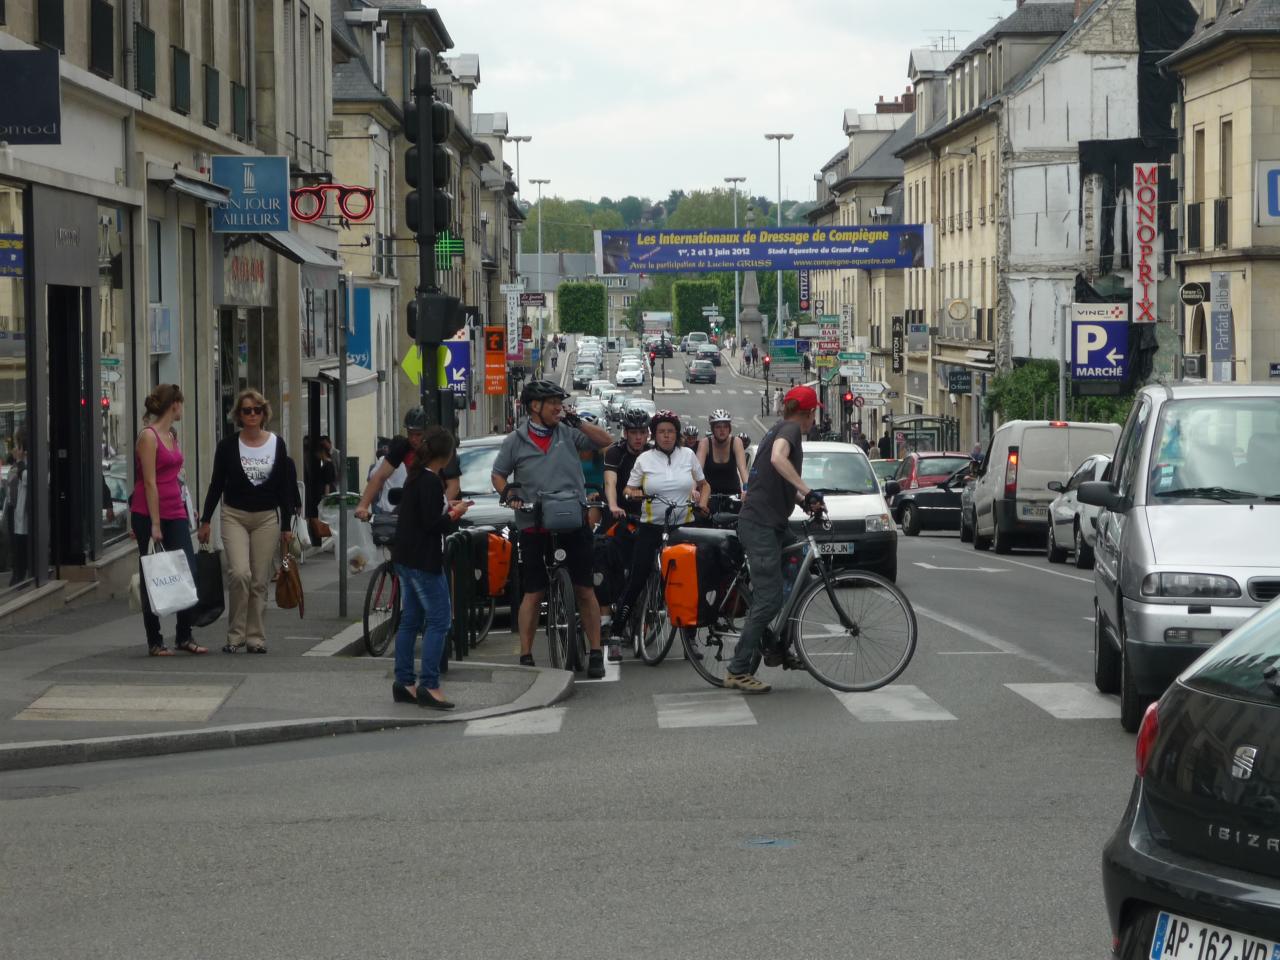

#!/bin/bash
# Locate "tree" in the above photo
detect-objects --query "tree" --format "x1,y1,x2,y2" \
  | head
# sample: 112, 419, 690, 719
665, 189, 738, 230
671, 280, 720, 336
557, 283, 607, 335
624, 275, 676, 331
617, 196, 647, 227
985, 360, 1133, 424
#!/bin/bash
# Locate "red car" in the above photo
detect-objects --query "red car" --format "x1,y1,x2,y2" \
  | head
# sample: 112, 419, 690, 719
890, 452, 973, 517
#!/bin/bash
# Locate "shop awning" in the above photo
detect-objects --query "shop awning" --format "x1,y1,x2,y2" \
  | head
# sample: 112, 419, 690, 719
146, 163, 230, 205
318, 363, 379, 400
256, 230, 341, 290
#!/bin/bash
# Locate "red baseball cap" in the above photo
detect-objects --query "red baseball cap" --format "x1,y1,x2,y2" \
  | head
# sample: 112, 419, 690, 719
784, 385, 822, 411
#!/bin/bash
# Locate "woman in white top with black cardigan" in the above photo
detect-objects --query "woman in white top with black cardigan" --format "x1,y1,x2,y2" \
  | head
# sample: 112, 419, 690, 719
198, 388, 296, 654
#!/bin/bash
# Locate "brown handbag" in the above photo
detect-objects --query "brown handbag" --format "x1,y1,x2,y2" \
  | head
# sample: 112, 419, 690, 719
276, 554, 304, 617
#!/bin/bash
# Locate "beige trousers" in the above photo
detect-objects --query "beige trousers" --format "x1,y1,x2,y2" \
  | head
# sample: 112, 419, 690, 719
221, 505, 280, 649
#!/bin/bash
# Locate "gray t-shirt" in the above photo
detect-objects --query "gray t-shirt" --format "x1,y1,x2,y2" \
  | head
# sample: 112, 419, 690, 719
740, 419, 804, 531
492, 420, 596, 530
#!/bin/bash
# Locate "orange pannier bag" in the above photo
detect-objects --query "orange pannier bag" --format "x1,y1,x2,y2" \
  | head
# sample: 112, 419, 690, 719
485, 533, 513, 597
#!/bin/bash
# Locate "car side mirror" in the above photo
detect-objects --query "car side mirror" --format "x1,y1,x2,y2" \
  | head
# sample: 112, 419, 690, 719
1077, 480, 1129, 513
1047, 480, 1064, 493
883, 480, 901, 499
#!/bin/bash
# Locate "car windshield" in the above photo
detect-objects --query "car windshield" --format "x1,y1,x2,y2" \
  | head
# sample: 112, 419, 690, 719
800, 453, 878, 495
575, 364, 595, 374
1148, 396, 1280, 501
577, 400, 606, 418
919, 456, 972, 477
691, 361, 712, 370
1181, 601, 1280, 707
869, 460, 899, 481
629, 401, 656, 415
458, 444, 502, 497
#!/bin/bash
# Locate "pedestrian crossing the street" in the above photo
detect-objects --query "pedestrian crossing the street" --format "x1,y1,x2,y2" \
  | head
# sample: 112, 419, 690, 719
458, 680, 1122, 738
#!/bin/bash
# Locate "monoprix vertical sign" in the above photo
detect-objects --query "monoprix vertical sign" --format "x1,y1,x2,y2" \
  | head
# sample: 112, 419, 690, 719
1132, 164, 1159, 323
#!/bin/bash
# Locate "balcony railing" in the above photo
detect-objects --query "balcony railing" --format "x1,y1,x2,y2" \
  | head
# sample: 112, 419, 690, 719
1186, 202, 1203, 252
1214, 197, 1231, 250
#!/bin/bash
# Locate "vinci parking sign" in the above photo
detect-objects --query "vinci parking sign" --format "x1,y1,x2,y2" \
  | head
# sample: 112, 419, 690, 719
1070, 303, 1130, 382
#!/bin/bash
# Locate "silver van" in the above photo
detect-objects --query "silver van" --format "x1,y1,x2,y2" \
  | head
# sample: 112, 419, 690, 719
969, 420, 1121, 553
1078, 384, 1280, 731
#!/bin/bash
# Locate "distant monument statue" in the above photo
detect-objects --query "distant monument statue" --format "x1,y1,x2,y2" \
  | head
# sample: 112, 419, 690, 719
737, 204, 765, 347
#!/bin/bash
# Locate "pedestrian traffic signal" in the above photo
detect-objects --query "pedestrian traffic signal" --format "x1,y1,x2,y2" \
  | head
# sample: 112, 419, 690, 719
843, 390, 854, 404
649, 351, 656, 363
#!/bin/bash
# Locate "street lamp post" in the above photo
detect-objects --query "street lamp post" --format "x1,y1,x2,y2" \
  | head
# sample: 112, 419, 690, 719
530, 177, 550, 375
764, 133, 793, 340
724, 175, 745, 348
503, 134, 532, 285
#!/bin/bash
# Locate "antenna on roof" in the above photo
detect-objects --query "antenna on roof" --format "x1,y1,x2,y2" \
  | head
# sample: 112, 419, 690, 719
923, 29, 967, 50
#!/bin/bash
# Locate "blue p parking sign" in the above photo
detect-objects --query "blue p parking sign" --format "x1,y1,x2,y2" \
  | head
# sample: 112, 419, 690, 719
1070, 304, 1130, 382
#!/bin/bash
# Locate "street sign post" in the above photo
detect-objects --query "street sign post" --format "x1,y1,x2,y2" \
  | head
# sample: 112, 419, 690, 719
1070, 303, 1130, 382
845, 381, 886, 395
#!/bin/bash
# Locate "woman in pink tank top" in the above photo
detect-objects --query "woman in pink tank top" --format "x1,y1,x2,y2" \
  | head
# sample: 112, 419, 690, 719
131, 384, 206, 656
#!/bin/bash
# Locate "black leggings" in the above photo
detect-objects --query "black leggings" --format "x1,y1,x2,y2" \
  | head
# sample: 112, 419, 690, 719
613, 522, 665, 624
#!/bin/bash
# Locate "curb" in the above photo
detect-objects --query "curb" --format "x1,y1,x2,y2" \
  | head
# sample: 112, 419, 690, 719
0, 664, 575, 772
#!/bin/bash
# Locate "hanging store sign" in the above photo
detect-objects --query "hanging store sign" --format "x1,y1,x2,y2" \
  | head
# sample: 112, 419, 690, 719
289, 183, 374, 223
891, 315, 904, 374
0, 48, 61, 144
798, 270, 811, 311
484, 326, 507, 395
594, 224, 933, 274
1132, 164, 1159, 323
211, 155, 290, 233
1210, 271, 1233, 382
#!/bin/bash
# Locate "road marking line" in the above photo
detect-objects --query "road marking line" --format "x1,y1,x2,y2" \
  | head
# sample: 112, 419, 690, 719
913, 605, 1074, 679
654, 691, 756, 728
464, 706, 567, 736
927, 543, 1093, 583
727, 389, 738, 395
829, 685, 956, 722
1005, 682, 1120, 719
695, 389, 707, 395
914, 562, 1008, 573
936, 650, 1011, 655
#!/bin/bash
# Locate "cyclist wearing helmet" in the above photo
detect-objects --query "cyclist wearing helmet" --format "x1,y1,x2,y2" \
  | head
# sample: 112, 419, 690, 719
355, 406, 461, 521
697, 409, 748, 501
681, 424, 701, 450
609, 411, 708, 649
604, 409, 651, 520
576, 411, 607, 525
491, 379, 614, 676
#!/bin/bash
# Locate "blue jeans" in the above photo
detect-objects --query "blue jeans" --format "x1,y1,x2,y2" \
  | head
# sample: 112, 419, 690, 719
393, 565, 451, 689
131, 512, 197, 649
728, 518, 787, 675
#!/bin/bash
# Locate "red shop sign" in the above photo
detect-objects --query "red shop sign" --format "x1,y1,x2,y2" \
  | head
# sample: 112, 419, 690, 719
289, 183, 375, 223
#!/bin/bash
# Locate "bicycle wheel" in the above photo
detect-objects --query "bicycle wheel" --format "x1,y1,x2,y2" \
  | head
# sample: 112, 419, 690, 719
636, 573, 675, 665
363, 562, 401, 657
683, 579, 755, 687
473, 597, 497, 644
544, 567, 577, 671
791, 569, 917, 692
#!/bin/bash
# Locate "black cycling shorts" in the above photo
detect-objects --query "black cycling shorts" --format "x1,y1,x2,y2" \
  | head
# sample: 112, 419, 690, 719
516, 527, 594, 594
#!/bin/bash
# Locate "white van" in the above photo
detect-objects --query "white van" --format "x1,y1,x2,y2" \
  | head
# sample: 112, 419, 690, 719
969, 420, 1121, 553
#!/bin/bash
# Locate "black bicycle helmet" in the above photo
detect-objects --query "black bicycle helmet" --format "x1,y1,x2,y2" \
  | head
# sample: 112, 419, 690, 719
737, 431, 752, 449
621, 408, 651, 430
520, 379, 570, 407
403, 406, 428, 432
650, 409, 681, 435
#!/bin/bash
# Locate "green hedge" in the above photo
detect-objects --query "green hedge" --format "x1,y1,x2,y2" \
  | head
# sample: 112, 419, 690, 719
671, 280, 720, 336
557, 282, 606, 335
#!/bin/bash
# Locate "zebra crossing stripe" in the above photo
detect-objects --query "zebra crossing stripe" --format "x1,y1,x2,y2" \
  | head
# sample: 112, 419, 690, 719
1004, 683, 1120, 719
464, 706, 567, 736
654, 691, 756, 729
829, 685, 957, 722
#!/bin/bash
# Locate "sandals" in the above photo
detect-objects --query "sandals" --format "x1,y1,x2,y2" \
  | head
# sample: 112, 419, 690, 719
147, 645, 174, 657
174, 640, 208, 655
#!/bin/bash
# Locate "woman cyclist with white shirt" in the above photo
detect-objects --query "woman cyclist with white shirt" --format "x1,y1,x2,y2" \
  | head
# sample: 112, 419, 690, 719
608, 410, 709, 647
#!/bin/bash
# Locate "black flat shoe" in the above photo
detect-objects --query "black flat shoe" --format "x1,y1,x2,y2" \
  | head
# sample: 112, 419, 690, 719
392, 683, 417, 704
417, 689, 455, 710
246, 645, 268, 654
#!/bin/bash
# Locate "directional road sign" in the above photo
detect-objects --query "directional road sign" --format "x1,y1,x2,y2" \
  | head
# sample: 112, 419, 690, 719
1070, 303, 1129, 382
845, 380, 886, 395
837, 352, 866, 361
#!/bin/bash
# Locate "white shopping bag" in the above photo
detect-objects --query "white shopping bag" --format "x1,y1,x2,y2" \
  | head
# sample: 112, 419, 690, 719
140, 543, 199, 617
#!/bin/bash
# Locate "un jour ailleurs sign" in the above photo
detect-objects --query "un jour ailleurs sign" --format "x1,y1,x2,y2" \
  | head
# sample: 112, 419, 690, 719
1132, 164, 1159, 324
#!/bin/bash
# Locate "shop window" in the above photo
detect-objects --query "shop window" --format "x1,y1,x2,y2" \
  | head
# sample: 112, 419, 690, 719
147, 219, 162, 303
0, 183, 31, 587
98, 206, 132, 548
89, 0, 114, 78
37, 0, 65, 52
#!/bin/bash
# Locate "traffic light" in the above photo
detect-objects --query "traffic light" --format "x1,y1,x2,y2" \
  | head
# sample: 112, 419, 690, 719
649, 351, 656, 364
403, 50, 454, 242
842, 390, 854, 405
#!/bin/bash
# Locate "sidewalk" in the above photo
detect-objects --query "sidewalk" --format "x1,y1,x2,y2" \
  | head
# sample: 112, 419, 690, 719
0, 550, 572, 771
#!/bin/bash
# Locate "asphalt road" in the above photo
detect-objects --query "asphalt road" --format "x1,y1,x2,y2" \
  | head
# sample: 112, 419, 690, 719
0, 349, 1134, 960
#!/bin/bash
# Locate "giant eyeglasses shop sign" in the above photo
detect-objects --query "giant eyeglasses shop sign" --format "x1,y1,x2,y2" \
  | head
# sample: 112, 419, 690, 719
210, 156, 291, 233
0, 48, 62, 144
594, 225, 933, 274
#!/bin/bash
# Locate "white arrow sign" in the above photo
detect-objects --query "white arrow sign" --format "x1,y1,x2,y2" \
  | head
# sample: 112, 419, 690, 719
1105, 348, 1125, 365
847, 381, 887, 395
913, 562, 1008, 573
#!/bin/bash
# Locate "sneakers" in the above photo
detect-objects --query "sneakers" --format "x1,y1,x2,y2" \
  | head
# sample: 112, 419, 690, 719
607, 642, 623, 662
587, 650, 606, 679
723, 673, 771, 694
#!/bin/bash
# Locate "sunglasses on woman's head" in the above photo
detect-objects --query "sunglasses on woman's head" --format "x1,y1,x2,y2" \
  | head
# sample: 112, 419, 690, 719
240, 406, 264, 416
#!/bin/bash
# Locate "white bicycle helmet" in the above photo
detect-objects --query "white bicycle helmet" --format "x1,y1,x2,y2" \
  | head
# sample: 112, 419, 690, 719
708, 409, 732, 426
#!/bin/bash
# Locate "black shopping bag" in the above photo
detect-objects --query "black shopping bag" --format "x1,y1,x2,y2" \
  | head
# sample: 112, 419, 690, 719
191, 545, 225, 628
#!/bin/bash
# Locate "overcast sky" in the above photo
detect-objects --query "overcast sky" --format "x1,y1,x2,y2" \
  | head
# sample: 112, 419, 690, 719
439, 0, 1014, 206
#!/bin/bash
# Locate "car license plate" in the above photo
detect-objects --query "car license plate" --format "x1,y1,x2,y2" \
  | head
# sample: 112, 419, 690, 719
1149, 911, 1280, 960
818, 542, 854, 555
1021, 504, 1048, 520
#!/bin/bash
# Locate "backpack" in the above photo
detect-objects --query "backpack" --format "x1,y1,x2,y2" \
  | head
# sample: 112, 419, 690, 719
660, 532, 742, 628
469, 528, 513, 598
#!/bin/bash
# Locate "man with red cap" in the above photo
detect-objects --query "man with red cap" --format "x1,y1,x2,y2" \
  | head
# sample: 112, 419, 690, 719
723, 384, 826, 693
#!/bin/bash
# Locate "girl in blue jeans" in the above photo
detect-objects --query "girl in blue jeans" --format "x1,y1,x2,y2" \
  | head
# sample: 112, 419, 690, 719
388, 426, 470, 709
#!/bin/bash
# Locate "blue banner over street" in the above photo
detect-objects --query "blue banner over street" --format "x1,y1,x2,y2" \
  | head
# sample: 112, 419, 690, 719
594, 225, 933, 274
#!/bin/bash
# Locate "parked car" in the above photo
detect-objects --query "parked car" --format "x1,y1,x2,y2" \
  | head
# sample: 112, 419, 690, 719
615, 363, 646, 386
788, 442, 899, 581
695, 342, 721, 366
1102, 600, 1280, 953
969, 420, 1121, 554
685, 359, 717, 384
893, 462, 973, 536
572, 363, 598, 390
1045, 454, 1110, 568
890, 452, 973, 520
1078, 384, 1280, 731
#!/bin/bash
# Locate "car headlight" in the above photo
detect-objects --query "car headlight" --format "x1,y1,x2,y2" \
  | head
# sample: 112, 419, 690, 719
865, 513, 894, 533
1141, 573, 1241, 599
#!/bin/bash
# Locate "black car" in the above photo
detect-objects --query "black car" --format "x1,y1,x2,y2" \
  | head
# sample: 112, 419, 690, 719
685, 359, 717, 384
572, 363, 598, 390
1102, 603, 1280, 956
649, 338, 674, 358
892, 464, 972, 536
